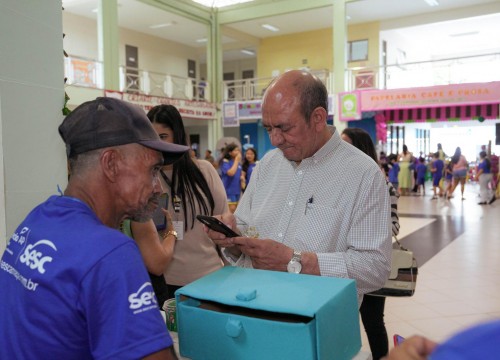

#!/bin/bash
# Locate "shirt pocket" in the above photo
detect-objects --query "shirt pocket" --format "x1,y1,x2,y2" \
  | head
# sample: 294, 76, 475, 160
295, 204, 346, 253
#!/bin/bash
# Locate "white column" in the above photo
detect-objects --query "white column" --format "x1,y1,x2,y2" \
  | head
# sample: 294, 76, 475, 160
0, 1, 66, 249
333, 0, 348, 132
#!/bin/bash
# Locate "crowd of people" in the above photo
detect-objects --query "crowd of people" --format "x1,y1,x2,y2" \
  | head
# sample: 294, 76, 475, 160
0, 71, 498, 359
381, 143, 498, 205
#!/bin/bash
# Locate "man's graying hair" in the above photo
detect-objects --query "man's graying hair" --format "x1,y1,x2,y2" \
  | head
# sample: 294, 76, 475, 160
68, 149, 103, 177
295, 73, 328, 124
68, 145, 137, 177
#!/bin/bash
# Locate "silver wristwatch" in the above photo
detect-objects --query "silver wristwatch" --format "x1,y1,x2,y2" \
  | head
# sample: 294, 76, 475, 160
287, 250, 302, 274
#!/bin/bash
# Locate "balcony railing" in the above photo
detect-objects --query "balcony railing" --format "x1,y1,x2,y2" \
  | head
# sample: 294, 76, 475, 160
120, 66, 210, 101
65, 52, 500, 103
64, 55, 209, 101
222, 69, 333, 102
222, 52, 500, 101
347, 52, 500, 91
64, 55, 104, 89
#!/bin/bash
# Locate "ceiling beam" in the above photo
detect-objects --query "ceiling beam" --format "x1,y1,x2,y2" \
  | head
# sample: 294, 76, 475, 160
221, 25, 260, 46
137, 0, 212, 25
217, 0, 360, 24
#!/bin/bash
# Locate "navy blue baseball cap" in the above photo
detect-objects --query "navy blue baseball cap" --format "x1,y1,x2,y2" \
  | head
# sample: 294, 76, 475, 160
59, 97, 188, 164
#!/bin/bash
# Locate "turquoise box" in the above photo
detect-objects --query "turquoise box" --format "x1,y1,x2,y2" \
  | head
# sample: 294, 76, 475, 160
175, 266, 361, 360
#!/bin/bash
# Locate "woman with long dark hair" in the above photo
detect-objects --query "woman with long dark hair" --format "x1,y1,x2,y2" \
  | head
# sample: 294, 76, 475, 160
241, 147, 258, 193
342, 128, 400, 360
133, 104, 228, 300
220, 142, 242, 212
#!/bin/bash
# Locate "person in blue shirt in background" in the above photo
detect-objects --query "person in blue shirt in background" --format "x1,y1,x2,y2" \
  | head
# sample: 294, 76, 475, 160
476, 150, 496, 205
241, 147, 258, 193
415, 157, 427, 196
220, 143, 242, 212
388, 154, 400, 191
384, 319, 500, 360
430, 152, 444, 200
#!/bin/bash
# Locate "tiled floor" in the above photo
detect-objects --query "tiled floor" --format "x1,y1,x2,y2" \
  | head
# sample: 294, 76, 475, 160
360, 181, 500, 354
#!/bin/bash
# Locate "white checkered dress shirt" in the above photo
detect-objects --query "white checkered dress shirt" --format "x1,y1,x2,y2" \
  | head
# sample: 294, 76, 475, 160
225, 128, 392, 305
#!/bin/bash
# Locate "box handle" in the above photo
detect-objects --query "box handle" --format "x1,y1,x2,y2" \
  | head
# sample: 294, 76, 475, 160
235, 288, 257, 301
225, 318, 243, 338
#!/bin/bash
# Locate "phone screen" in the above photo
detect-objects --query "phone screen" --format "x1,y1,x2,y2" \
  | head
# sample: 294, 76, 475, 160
196, 215, 239, 237
152, 193, 169, 230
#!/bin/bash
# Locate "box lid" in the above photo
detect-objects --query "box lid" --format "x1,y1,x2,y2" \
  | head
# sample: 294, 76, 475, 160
176, 266, 356, 317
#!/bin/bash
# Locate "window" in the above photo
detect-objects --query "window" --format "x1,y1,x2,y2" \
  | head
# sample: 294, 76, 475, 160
348, 39, 368, 62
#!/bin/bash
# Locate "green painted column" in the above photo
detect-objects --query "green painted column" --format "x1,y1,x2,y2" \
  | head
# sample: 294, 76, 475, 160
333, 0, 347, 131
207, 11, 224, 148
98, 0, 120, 91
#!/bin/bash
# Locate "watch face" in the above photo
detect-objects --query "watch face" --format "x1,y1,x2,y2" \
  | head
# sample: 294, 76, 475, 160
287, 261, 302, 274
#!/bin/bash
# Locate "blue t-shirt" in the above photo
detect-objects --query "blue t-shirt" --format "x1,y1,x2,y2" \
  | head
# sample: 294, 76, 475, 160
221, 158, 242, 196
388, 162, 400, 184
416, 163, 427, 181
478, 159, 491, 174
432, 159, 444, 179
431, 320, 500, 359
0, 195, 172, 359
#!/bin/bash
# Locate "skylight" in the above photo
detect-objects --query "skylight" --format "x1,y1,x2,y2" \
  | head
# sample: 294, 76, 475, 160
192, 0, 254, 8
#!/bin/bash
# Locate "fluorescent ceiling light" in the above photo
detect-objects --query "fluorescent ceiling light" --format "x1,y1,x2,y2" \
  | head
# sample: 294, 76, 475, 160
149, 22, 176, 29
423, 0, 439, 6
261, 24, 280, 32
241, 49, 255, 56
196, 38, 208, 43
192, 0, 254, 8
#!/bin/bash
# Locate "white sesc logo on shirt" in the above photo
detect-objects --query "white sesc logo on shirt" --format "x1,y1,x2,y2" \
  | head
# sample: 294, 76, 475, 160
128, 282, 158, 314
19, 239, 57, 274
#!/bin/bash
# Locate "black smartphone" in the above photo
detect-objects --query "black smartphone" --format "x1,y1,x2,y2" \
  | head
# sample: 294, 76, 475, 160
152, 193, 169, 230
196, 215, 239, 237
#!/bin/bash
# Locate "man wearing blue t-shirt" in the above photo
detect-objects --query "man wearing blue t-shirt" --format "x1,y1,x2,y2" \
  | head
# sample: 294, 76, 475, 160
0, 98, 188, 359
388, 154, 400, 190
430, 152, 444, 200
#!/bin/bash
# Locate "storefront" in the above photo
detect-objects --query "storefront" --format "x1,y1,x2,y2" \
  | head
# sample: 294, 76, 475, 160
339, 82, 500, 158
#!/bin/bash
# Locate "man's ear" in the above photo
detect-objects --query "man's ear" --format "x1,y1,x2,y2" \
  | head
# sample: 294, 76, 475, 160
310, 106, 327, 131
101, 149, 120, 183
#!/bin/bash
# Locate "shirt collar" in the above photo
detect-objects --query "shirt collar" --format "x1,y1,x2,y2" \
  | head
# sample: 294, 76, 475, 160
299, 126, 338, 166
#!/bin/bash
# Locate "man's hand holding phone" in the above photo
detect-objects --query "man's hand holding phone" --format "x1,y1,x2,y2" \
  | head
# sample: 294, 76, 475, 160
199, 213, 241, 249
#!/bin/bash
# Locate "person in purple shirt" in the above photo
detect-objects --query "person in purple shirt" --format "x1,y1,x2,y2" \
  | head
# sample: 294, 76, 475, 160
476, 150, 496, 205
385, 319, 500, 360
388, 154, 400, 190
221, 143, 243, 212
415, 157, 427, 195
430, 152, 444, 200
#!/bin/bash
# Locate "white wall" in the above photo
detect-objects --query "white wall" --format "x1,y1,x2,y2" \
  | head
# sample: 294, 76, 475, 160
222, 58, 257, 79
0, 0, 67, 251
62, 12, 99, 60
63, 12, 201, 80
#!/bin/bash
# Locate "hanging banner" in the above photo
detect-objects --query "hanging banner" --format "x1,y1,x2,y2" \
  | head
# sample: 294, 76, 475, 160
338, 91, 362, 121
104, 90, 216, 119
238, 101, 262, 120
222, 102, 239, 127
361, 81, 500, 111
